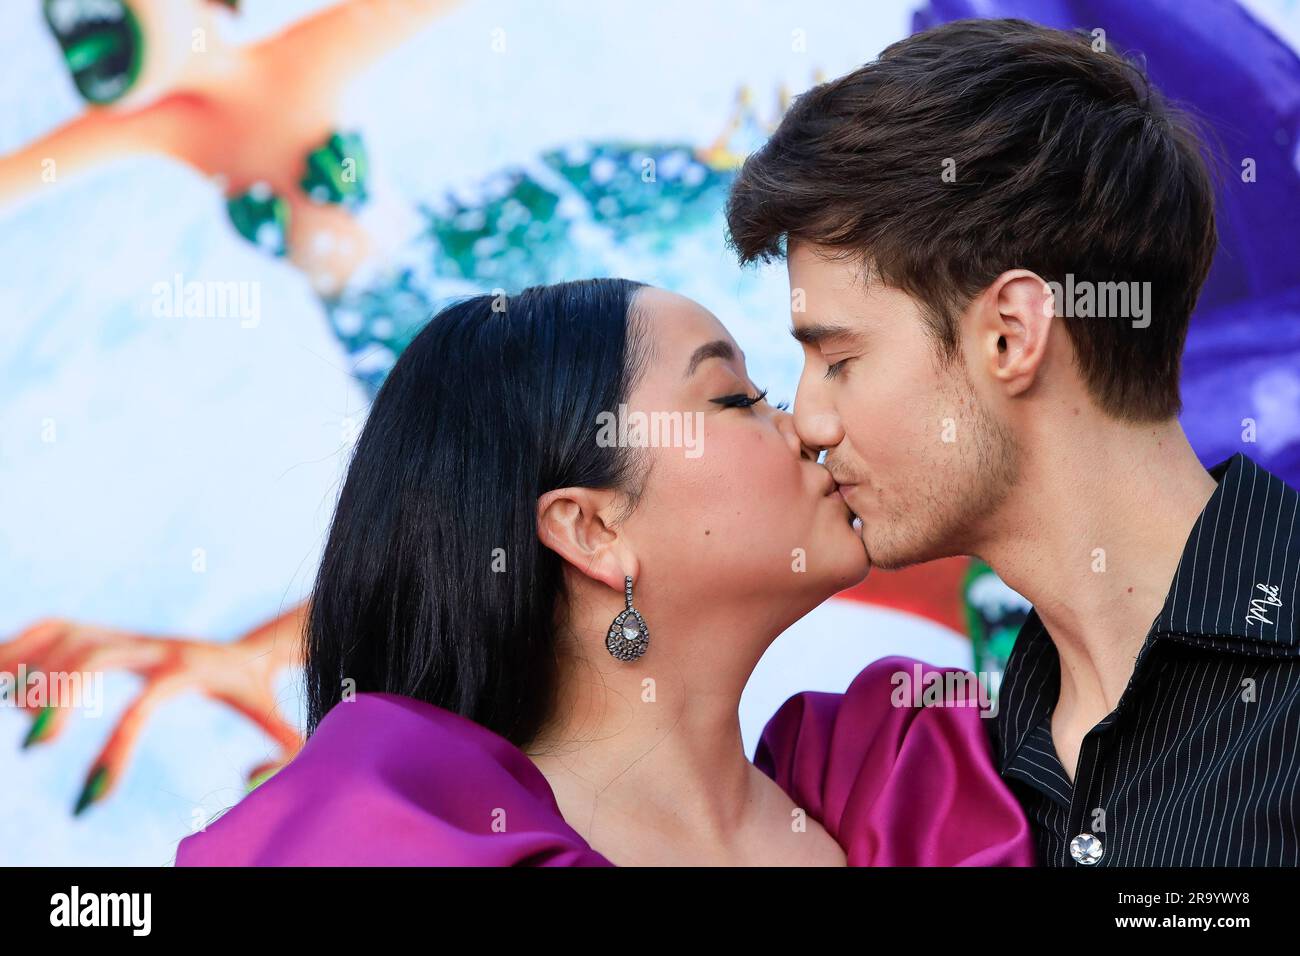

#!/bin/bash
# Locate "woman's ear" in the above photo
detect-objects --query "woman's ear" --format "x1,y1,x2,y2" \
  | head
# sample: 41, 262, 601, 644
536, 487, 637, 591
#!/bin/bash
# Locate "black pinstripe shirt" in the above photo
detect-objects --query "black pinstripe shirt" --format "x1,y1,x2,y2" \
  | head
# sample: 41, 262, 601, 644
992, 452, 1300, 866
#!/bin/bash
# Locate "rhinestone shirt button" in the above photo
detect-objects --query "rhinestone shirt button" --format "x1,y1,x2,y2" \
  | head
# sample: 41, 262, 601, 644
1069, 833, 1104, 865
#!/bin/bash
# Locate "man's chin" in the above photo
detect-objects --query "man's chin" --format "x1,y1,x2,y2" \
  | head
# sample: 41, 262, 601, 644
857, 529, 937, 572
863, 551, 911, 572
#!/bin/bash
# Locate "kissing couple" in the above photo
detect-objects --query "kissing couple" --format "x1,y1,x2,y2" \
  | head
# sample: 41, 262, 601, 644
177, 18, 1300, 868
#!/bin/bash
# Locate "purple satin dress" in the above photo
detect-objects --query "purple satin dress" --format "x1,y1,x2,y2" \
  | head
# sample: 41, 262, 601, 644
174, 656, 1034, 866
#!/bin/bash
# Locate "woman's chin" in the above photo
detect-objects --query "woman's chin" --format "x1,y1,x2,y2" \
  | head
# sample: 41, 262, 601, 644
826, 514, 873, 584
810, 536, 872, 595
839, 555, 872, 590
765, 561, 871, 632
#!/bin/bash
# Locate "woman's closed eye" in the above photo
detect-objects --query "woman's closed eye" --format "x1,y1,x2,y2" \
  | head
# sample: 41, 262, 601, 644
710, 387, 769, 409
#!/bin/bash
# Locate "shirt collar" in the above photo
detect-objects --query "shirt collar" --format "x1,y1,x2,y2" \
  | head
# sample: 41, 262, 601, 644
1151, 453, 1300, 654
994, 609, 1058, 774
995, 452, 1300, 773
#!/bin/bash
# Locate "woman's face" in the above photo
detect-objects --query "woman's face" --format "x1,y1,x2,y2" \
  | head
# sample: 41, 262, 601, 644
617, 287, 869, 622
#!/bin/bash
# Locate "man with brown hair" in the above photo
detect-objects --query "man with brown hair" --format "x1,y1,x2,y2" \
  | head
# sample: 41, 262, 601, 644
727, 17, 1300, 866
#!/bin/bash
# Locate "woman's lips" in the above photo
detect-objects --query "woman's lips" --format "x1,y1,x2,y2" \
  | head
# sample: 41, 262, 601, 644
835, 484, 864, 535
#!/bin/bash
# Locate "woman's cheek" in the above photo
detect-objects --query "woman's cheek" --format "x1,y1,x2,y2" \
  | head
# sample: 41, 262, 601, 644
677, 420, 802, 515
735, 432, 808, 521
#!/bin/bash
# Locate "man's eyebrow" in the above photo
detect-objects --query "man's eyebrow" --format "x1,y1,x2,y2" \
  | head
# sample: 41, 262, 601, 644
790, 322, 859, 347
684, 339, 736, 378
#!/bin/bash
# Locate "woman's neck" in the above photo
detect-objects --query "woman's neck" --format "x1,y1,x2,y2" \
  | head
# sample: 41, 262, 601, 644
522, 605, 830, 864
525, 647, 756, 848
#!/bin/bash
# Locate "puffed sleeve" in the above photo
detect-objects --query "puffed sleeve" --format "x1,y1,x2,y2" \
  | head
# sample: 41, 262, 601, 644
754, 655, 1035, 866
173, 693, 614, 866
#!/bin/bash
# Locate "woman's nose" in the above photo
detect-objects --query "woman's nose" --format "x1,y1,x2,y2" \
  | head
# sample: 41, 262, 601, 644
775, 408, 819, 462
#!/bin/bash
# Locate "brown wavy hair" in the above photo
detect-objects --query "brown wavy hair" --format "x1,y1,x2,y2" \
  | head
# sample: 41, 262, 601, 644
725, 17, 1218, 422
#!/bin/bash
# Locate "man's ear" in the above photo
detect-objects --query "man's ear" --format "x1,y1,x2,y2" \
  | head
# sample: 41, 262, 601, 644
972, 269, 1055, 399
536, 487, 637, 592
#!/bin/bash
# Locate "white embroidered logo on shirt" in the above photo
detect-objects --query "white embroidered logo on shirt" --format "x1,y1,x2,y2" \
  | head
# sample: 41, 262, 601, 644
1245, 583, 1283, 626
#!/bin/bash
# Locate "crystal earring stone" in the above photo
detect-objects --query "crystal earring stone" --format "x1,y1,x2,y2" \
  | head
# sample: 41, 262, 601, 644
606, 575, 650, 661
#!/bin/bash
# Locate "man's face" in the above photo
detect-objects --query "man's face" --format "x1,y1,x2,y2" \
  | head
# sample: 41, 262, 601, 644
787, 242, 1020, 569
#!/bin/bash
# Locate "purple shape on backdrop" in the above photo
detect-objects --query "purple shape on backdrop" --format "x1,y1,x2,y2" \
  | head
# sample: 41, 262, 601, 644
913, 0, 1300, 486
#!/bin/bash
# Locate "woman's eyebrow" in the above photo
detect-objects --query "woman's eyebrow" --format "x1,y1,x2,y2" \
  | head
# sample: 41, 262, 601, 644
684, 339, 736, 378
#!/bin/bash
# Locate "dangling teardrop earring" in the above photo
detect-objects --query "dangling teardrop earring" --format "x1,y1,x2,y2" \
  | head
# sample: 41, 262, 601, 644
606, 575, 650, 661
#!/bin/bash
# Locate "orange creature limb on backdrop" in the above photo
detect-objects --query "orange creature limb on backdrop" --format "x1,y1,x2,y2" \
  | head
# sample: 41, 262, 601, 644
3, 607, 303, 814
0, 0, 462, 294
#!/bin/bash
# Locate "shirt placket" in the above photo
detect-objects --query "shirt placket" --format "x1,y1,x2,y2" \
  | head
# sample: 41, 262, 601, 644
1061, 633, 1163, 867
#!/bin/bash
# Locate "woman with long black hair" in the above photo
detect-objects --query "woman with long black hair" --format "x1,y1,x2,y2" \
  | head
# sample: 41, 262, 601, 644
175, 278, 1032, 866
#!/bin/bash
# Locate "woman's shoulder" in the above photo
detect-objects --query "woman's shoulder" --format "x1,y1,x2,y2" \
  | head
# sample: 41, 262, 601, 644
173, 692, 612, 867
754, 655, 1034, 866
754, 656, 996, 769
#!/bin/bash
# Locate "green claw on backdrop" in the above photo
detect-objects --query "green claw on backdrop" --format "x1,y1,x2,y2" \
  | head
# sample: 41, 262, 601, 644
73, 765, 110, 817
21, 705, 54, 749
245, 765, 282, 793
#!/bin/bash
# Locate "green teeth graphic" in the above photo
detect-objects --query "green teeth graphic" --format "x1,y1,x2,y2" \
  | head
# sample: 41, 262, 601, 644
43, 0, 144, 105
963, 558, 1027, 676
63, 30, 125, 73
300, 132, 370, 209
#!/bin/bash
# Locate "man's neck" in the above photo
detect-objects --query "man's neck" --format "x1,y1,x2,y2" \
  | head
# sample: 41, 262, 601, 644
979, 418, 1219, 718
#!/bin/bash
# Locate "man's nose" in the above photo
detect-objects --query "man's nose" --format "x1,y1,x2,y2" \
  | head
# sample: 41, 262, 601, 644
792, 376, 845, 455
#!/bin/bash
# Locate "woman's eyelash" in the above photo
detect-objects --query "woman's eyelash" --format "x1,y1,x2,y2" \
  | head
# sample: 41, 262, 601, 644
824, 358, 850, 380
775, 400, 791, 411
711, 387, 769, 408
